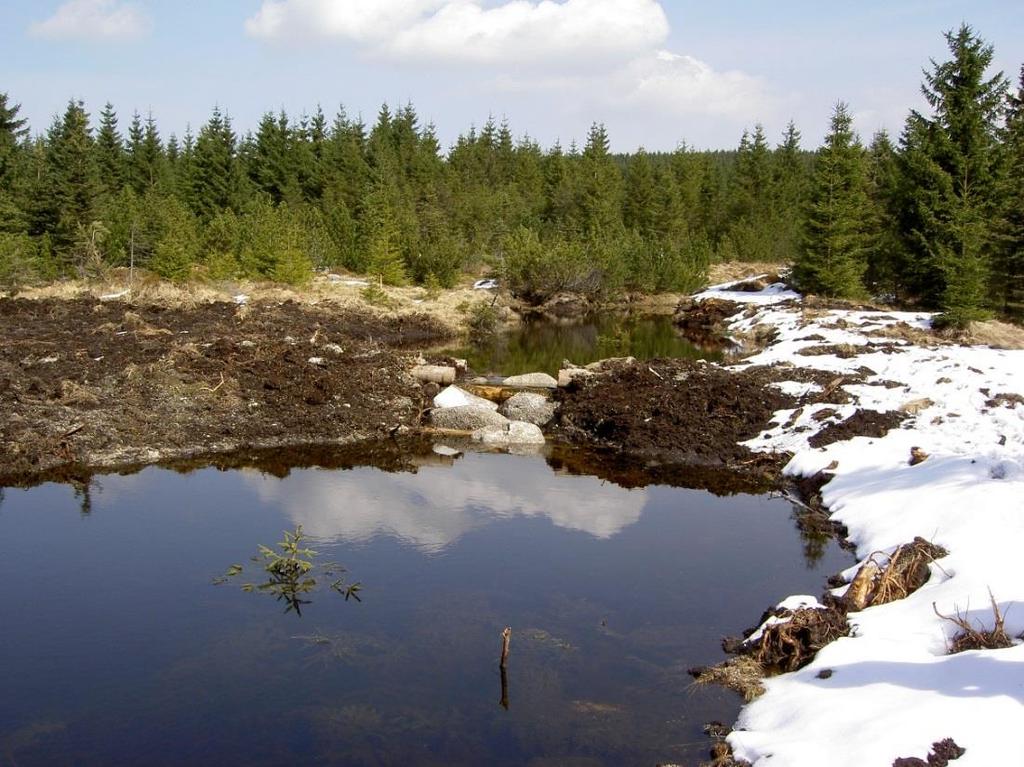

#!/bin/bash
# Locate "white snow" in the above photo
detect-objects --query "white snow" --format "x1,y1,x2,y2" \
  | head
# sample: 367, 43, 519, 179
705, 284, 1024, 766
433, 384, 499, 411
694, 275, 801, 305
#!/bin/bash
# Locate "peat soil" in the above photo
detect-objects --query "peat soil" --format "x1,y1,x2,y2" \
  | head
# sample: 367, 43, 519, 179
0, 297, 451, 486
2, 294, 870, 495
552, 358, 799, 493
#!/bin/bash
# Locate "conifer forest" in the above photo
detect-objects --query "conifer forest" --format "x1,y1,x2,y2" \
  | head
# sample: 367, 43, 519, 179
1, 24, 1022, 325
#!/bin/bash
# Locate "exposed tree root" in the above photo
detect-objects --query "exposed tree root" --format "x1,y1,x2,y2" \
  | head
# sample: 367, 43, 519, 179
845, 537, 949, 610
933, 590, 1014, 653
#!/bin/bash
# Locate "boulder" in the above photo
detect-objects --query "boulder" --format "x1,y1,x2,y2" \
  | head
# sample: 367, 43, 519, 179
499, 392, 556, 426
472, 421, 546, 446
430, 405, 509, 431
584, 356, 636, 372
434, 385, 499, 411
503, 372, 558, 389
558, 368, 594, 387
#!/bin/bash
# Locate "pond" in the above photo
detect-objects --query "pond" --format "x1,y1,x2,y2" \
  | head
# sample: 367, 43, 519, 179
0, 445, 848, 766
443, 314, 721, 377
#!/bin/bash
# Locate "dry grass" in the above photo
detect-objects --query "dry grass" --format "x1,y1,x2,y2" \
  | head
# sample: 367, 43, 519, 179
690, 656, 766, 702
963, 319, 1024, 350
15, 269, 509, 337
708, 261, 789, 285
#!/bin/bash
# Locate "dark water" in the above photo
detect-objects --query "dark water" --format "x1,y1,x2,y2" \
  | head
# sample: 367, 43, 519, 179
0, 448, 847, 767
444, 315, 720, 377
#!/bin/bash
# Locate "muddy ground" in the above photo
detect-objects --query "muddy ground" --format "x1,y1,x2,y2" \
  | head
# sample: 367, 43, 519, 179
0, 293, 850, 493
552, 358, 798, 491
0, 297, 452, 485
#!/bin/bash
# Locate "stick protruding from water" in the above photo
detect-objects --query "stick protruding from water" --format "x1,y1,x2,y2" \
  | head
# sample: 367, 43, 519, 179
499, 626, 511, 669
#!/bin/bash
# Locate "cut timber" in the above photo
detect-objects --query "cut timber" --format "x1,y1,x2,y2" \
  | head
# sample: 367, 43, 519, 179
412, 365, 455, 385
463, 384, 518, 403
844, 561, 879, 611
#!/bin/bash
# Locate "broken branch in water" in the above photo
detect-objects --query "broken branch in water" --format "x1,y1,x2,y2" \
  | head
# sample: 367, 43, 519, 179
500, 626, 511, 668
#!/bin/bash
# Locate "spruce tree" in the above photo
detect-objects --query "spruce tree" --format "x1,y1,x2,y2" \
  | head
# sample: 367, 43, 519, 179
863, 130, 906, 299
191, 107, 237, 220
995, 65, 1024, 317
579, 123, 622, 238
623, 148, 656, 236
362, 169, 407, 286
48, 100, 100, 260
150, 196, 198, 281
0, 93, 29, 234
250, 110, 292, 203
727, 124, 774, 261
95, 103, 125, 199
771, 121, 808, 261
794, 102, 869, 297
0, 93, 28, 185
900, 24, 1008, 324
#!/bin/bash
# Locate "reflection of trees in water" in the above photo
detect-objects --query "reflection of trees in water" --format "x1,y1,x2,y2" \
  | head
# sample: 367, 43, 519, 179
71, 478, 99, 517
446, 316, 716, 377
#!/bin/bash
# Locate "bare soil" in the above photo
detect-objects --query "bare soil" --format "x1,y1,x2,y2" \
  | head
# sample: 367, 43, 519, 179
552, 358, 797, 488
0, 296, 453, 485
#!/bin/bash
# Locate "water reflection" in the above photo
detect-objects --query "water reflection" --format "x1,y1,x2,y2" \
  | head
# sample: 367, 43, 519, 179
245, 451, 648, 553
443, 314, 720, 377
0, 447, 854, 766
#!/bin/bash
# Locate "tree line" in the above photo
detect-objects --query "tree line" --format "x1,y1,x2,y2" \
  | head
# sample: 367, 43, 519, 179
0, 24, 1021, 324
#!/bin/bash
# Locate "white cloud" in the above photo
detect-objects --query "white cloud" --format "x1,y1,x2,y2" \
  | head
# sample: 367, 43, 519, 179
30, 0, 150, 42
245, 0, 668, 63
622, 50, 774, 118
494, 50, 777, 121
244, 452, 647, 553
245, 0, 445, 44
388, 0, 669, 64
243, 0, 775, 143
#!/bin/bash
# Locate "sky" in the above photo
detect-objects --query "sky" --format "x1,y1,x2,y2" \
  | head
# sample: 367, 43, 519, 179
4, 0, 1022, 152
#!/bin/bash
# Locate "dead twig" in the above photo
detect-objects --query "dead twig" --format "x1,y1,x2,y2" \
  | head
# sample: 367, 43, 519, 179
200, 372, 226, 393
933, 589, 1013, 653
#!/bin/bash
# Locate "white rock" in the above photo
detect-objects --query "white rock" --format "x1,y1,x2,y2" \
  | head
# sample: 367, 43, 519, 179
558, 368, 594, 387
432, 444, 462, 457
500, 392, 556, 426
433, 385, 499, 411
502, 372, 558, 389
472, 421, 546, 446
431, 406, 509, 431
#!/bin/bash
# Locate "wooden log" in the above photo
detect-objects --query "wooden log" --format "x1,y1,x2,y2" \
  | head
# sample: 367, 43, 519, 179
412, 365, 455, 385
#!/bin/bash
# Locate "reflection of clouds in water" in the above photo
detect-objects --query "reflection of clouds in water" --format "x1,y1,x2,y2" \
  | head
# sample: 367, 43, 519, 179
245, 453, 647, 553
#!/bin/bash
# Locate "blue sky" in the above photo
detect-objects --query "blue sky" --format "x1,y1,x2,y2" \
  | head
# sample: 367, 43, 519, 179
4, 1, 1022, 152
